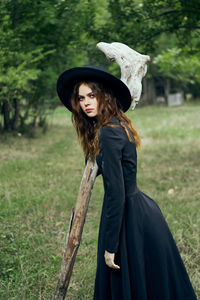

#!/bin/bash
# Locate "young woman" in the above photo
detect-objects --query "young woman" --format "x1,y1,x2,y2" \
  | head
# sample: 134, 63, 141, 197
57, 66, 197, 300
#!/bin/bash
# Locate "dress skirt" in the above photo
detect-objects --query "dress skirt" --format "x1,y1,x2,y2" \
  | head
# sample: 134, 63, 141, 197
94, 189, 197, 300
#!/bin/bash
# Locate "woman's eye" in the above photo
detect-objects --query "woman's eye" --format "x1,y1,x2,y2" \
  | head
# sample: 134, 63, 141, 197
78, 96, 84, 101
89, 93, 95, 98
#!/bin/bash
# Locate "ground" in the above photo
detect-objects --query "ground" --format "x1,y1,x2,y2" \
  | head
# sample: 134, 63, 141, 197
0, 103, 199, 299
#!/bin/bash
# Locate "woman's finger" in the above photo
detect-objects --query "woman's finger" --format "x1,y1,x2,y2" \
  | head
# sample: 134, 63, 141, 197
110, 262, 120, 269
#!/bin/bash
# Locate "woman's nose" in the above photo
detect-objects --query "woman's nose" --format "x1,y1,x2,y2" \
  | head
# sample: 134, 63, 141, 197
84, 97, 90, 105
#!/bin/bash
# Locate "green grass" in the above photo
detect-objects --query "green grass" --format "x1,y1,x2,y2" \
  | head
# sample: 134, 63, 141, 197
0, 103, 199, 299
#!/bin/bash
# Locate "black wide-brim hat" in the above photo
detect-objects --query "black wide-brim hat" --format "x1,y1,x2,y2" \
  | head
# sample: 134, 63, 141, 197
56, 66, 132, 112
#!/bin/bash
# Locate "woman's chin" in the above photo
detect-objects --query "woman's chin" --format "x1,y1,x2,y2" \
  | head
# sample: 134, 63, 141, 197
85, 112, 97, 118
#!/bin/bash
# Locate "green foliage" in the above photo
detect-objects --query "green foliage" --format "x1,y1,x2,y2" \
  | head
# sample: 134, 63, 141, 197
86, 0, 200, 97
90, 0, 200, 52
1, 0, 200, 133
154, 47, 200, 84
0, 0, 95, 132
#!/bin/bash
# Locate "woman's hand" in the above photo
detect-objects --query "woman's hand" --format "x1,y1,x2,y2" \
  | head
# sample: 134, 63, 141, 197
104, 250, 120, 269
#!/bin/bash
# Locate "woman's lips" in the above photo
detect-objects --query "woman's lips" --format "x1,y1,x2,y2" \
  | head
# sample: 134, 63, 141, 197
86, 109, 93, 113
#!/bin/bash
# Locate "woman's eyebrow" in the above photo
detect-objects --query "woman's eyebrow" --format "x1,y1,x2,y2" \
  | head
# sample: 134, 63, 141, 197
79, 92, 93, 97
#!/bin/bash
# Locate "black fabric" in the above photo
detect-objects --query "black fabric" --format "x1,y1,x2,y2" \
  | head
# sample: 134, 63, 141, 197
94, 118, 197, 300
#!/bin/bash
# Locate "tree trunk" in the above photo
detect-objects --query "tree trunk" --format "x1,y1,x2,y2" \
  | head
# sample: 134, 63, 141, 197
142, 78, 156, 105
12, 0, 18, 29
12, 98, 20, 130
147, 78, 156, 104
164, 78, 170, 105
142, 78, 148, 104
2, 100, 11, 131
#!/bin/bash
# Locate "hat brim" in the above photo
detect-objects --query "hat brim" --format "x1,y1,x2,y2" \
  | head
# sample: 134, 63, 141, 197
56, 66, 132, 112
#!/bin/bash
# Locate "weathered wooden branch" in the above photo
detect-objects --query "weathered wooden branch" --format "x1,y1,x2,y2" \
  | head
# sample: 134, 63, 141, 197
54, 42, 150, 299
96, 42, 150, 109
54, 159, 98, 300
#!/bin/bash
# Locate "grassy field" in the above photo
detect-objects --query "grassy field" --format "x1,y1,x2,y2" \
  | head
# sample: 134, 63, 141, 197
0, 103, 200, 299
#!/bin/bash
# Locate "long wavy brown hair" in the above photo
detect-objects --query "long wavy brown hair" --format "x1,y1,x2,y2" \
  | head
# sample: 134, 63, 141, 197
71, 81, 141, 159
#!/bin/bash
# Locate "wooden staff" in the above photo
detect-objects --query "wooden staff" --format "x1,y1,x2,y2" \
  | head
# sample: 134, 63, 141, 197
54, 159, 98, 300
54, 42, 150, 299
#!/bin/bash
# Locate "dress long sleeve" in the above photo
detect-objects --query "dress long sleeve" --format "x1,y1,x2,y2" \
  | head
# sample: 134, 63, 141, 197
99, 125, 125, 253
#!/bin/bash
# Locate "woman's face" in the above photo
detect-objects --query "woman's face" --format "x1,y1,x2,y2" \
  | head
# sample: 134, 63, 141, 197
78, 83, 98, 117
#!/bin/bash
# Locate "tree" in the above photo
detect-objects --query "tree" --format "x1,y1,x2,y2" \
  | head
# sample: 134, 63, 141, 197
0, 0, 96, 133
89, 0, 200, 102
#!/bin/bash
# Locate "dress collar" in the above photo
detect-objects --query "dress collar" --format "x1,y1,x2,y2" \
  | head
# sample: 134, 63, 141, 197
107, 116, 120, 124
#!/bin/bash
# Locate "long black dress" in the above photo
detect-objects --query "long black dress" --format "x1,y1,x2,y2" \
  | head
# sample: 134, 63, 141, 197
93, 117, 197, 300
